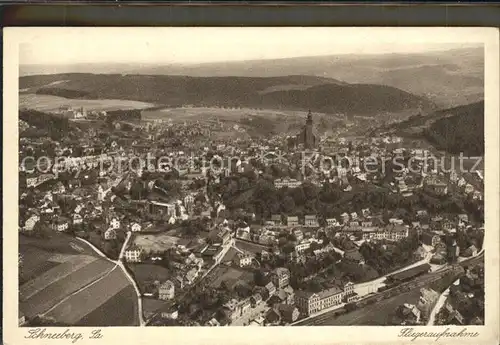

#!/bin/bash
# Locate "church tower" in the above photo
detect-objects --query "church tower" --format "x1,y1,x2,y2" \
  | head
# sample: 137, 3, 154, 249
304, 110, 315, 149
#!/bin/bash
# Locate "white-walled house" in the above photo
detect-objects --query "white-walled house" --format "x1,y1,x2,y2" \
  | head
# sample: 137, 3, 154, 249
110, 217, 120, 229
130, 222, 142, 232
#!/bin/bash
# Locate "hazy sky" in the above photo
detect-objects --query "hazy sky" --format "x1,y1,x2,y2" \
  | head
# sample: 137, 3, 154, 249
18, 27, 483, 65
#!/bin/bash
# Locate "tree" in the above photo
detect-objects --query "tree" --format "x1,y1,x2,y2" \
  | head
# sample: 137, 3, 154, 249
130, 181, 147, 200
238, 177, 250, 191
282, 195, 296, 213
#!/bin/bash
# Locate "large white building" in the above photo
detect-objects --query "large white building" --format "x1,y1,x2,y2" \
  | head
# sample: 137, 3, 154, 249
274, 178, 302, 189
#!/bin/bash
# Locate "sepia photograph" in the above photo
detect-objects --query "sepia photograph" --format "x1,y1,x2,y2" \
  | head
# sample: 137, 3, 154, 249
3, 26, 499, 345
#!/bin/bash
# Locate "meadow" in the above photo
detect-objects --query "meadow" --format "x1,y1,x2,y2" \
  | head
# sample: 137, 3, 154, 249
20, 259, 115, 318
133, 233, 181, 253
128, 263, 173, 293
208, 266, 254, 289
45, 267, 132, 325
19, 233, 138, 326
76, 285, 139, 326
19, 93, 155, 113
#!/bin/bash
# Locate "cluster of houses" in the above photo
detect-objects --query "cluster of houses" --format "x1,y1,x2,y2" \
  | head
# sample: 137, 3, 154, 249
208, 267, 303, 326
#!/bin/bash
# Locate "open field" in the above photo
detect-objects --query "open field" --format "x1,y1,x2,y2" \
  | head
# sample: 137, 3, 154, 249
45, 267, 131, 324
208, 266, 254, 289
142, 298, 173, 320
20, 93, 155, 112
20, 254, 98, 301
19, 245, 59, 285
141, 107, 318, 121
128, 263, 173, 293
20, 259, 115, 318
76, 285, 139, 326
20, 232, 98, 256
133, 233, 181, 253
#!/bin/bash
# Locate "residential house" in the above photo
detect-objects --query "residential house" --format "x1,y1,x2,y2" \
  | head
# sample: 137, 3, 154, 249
458, 214, 469, 223
185, 267, 199, 285
462, 245, 478, 257
104, 228, 117, 240
158, 280, 175, 300
271, 267, 290, 289
274, 178, 302, 189
19, 311, 26, 326
73, 213, 83, 225
397, 303, 421, 324
413, 246, 427, 260
214, 227, 232, 246
206, 318, 220, 326
53, 182, 66, 194
326, 218, 339, 227
304, 215, 319, 227
52, 218, 69, 232
233, 253, 253, 267
109, 217, 120, 229
130, 222, 142, 232
361, 220, 373, 228
464, 183, 474, 194
421, 231, 442, 248
343, 282, 358, 302
125, 246, 142, 263
250, 293, 263, 307
293, 229, 304, 242
270, 214, 282, 226
283, 286, 295, 304
472, 190, 482, 200
417, 288, 439, 317
24, 214, 39, 231
265, 282, 277, 297
161, 305, 179, 320
295, 241, 311, 254
287, 216, 299, 227
362, 208, 371, 218
341, 212, 350, 224
265, 308, 282, 326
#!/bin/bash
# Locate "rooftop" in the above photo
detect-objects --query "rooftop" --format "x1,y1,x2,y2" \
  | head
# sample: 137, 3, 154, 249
388, 263, 431, 281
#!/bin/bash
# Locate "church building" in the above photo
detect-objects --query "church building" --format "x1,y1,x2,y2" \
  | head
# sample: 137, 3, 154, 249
288, 110, 317, 150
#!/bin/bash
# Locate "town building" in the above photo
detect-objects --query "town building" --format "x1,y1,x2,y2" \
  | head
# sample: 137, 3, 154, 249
295, 286, 342, 316
104, 228, 117, 240
51, 218, 69, 232
271, 267, 291, 289
125, 246, 142, 263
304, 215, 319, 227
274, 178, 302, 189
300, 110, 317, 149
24, 215, 39, 231
130, 222, 142, 232
158, 280, 175, 300
233, 253, 253, 267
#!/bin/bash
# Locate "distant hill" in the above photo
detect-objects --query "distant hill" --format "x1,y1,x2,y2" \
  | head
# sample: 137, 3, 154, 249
423, 101, 484, 156
259, 83, 433, 114
383, 101, 484, 156
19, 73, 432, 116
20, 47, 483, 107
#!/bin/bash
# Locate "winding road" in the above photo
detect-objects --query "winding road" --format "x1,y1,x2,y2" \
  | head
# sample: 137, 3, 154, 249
76, 233, 145, 326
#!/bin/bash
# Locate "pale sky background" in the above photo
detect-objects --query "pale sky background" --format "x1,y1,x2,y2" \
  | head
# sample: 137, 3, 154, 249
18, 27, 484, 65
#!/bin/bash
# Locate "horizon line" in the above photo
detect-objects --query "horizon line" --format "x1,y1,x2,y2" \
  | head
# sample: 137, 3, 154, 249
19, 44, 483, 68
